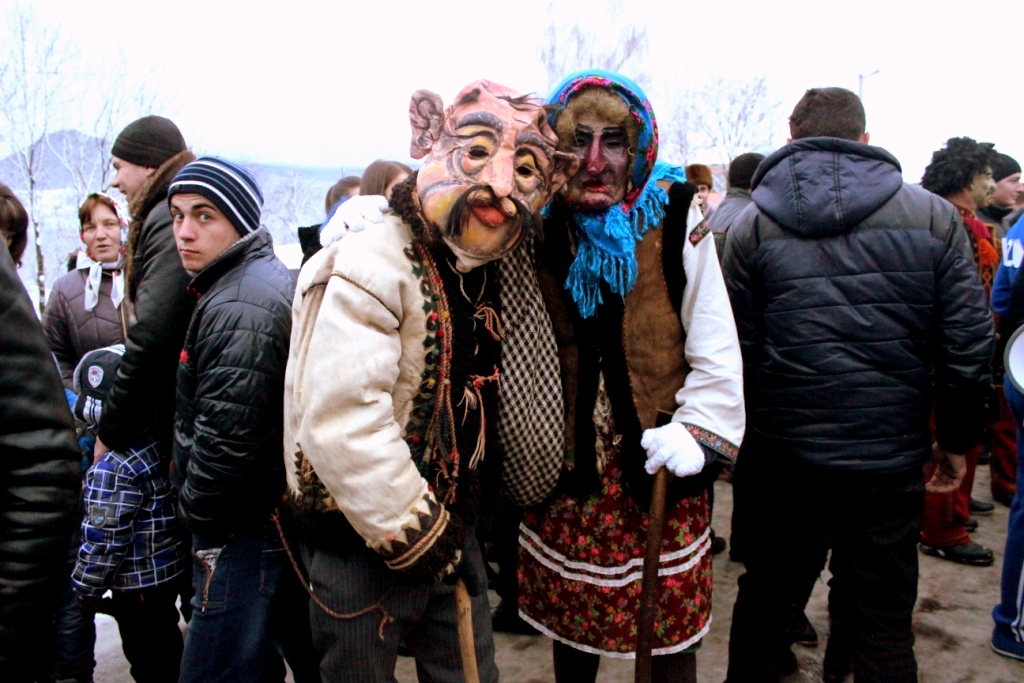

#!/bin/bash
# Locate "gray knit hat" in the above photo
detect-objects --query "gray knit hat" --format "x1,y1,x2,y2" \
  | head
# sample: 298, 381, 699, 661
111, 116, 186, 168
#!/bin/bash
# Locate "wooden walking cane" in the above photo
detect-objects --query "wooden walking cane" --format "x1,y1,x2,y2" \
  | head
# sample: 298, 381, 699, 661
635, 466, 670, 683
636, 413, 676, 682
455, 578, 481, 683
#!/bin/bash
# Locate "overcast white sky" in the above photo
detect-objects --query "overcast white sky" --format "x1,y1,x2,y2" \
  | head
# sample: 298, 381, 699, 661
6, 0, 1022, 181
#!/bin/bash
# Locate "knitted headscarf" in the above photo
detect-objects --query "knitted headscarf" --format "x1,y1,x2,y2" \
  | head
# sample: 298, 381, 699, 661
547, 70, 688, 318
76, 192, 129, 312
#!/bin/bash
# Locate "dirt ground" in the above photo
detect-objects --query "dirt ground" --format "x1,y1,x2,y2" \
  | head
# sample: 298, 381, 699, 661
94, 470, 1022, 682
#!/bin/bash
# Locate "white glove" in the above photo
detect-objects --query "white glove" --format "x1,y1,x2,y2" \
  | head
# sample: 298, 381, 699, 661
641, 422, 706, 477
319, 195, 390, 246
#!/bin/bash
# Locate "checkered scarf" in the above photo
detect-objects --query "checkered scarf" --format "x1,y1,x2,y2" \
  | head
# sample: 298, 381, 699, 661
497, 239, 564, 506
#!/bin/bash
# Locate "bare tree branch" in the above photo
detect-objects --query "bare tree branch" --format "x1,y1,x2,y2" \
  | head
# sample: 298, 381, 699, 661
660, 88, 696, 167
46, 50, 167, 206
257, 169, 320, 245
538, 0, 649, 92
676, 76, 781, 165
0, 4, 78, 312
0, 7, 172, 311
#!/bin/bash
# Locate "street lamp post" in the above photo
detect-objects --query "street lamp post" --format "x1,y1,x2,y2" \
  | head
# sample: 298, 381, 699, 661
859, 69, 881, 99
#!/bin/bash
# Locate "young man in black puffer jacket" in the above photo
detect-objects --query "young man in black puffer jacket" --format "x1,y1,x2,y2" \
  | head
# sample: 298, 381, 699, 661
721, 88, 994, 683
166, 157, 317, 683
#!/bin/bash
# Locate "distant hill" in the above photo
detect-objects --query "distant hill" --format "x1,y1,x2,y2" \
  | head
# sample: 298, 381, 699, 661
0, 129, 109, 189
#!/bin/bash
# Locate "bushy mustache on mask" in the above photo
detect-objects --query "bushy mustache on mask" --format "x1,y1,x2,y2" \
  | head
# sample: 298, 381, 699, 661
444, 185, 539, 255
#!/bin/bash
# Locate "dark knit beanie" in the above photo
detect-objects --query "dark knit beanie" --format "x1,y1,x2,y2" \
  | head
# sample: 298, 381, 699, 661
727, 153, 766, 190
168, 157, 263, 236
991, 153, 1021, 182
111, 116, 186, 169
685, 164, 713, 188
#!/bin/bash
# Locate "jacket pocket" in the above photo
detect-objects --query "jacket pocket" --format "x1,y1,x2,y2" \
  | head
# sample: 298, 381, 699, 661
258, 526, 286, 598
193, 545, 226, 614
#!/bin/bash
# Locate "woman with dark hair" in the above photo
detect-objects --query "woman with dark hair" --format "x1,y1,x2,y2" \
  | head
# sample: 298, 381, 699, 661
0, 182, 29, 268
359, 159, 412, 200
43, 193, 130, 389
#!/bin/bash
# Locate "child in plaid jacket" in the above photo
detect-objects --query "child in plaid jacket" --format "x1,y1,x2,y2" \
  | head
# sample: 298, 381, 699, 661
69, 345, 188, 683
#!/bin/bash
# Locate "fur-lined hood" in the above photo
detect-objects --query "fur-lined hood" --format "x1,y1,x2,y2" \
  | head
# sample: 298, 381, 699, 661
124, 149, 195, 294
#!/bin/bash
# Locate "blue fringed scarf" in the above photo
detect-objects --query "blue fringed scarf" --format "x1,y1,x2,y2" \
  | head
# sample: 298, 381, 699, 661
565, 163, 688, 317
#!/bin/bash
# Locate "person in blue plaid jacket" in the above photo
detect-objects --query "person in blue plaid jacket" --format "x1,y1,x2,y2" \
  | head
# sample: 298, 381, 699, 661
70, 345, 188, 683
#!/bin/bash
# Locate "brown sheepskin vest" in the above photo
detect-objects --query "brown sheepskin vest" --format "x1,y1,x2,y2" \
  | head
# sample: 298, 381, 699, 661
538, 195, 693, 463
622, 227, 691, 430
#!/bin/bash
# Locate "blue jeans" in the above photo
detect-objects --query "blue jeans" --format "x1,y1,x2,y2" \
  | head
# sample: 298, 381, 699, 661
993, 376, 1024, 644
179, 523, 293, 683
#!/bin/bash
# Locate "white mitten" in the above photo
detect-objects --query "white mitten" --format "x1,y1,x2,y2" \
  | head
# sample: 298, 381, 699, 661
641, 422, 706, 477
319, 195, 390, 246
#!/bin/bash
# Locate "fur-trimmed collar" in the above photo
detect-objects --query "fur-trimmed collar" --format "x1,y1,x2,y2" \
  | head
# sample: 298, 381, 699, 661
129, 149, 195, 224
124, 149, 195, 298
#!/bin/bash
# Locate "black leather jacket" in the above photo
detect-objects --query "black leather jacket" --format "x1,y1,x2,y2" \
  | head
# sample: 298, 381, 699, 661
0, 242, 80, 679
98, 151, 196, 451
722, 138, 994, 471
172, 229, 293, 544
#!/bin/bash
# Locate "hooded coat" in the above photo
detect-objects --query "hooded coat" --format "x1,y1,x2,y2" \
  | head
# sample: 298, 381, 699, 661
721, 137, 994, 471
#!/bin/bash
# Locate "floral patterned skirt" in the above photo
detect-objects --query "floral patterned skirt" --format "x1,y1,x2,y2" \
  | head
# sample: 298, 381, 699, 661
517, 455, 712, 658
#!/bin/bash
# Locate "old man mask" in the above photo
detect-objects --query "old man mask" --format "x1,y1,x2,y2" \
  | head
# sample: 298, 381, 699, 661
409, 80, 579, 272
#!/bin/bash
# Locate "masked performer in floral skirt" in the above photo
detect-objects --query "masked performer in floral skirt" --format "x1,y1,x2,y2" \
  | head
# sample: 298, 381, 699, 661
517, 71, 745, 683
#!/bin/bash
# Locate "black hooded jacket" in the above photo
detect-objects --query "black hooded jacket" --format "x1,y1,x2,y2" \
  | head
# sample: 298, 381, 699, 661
721, 137, 994, 472
172, 228, 293, 544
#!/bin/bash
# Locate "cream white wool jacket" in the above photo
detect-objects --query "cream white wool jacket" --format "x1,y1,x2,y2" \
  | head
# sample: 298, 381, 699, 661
283, 215, 439, 554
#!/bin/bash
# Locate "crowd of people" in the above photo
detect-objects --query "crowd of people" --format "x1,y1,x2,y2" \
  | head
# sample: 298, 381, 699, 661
1, 68, 1023, 683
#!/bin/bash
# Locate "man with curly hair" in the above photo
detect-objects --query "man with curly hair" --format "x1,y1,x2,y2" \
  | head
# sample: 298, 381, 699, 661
919, 137, 999, 567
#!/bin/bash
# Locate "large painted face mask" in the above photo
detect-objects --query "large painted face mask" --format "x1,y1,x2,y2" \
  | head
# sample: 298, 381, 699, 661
410, 80, 579, 271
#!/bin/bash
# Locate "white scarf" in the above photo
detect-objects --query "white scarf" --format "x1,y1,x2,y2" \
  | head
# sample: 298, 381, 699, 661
76, 250, 124, 312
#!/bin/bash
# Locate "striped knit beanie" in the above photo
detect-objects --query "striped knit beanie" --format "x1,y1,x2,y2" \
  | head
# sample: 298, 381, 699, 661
168, 157, 263, 236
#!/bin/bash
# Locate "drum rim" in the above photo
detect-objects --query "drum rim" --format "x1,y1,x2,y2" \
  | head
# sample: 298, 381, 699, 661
1004, 325, 1024, 394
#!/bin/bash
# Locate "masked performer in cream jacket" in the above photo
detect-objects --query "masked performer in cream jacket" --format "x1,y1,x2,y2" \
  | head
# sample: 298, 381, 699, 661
283, 79, 576, 683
